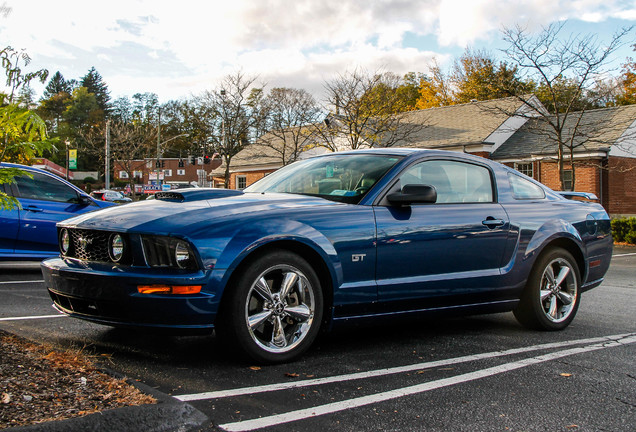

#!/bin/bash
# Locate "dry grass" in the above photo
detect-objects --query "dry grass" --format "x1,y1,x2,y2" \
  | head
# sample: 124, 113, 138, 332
0, 331, 155, 429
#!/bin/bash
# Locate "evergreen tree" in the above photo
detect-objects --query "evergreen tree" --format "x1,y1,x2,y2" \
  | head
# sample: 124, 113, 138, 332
80, 67, 111, 114
42, 71, 72, 99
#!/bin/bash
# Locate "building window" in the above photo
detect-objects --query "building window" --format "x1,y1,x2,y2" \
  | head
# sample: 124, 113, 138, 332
119, 171, 129, 179
163, 169, 172, 177
177, 169, 185, 176
514, 162, 534, 178
563, 169, 573, 191
236, 175, 247, 190
133, 170, 143, 178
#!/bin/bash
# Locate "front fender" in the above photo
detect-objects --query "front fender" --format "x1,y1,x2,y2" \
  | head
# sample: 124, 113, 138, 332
215, 218, 342, 294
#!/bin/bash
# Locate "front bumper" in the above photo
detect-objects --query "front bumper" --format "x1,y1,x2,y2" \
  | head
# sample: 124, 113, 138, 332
41, 258, 220, 330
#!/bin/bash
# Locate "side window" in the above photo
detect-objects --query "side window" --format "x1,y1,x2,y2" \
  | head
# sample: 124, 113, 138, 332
400, 160, 493, 203
13, 172, 80, 203
508, 173, 546, 200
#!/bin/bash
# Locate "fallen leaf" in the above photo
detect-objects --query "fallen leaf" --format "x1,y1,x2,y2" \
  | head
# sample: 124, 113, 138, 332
285, 373, 299, 378
560, 373, 573, 377
249, 366, 261, 371
2, 393, 11, 404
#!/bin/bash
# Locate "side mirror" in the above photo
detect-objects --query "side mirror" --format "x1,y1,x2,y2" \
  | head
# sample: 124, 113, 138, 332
78, 194, 96, 206
387, 184, 437, 206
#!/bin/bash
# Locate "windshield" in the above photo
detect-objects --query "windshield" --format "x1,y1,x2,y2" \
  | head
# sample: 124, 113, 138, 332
245, 153, 403, 204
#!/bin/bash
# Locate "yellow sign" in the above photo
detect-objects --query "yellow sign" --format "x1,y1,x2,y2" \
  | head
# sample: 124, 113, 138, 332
69, 149, 77, 169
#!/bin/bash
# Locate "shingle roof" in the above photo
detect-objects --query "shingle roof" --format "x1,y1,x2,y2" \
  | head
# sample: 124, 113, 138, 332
395, 96, 525, 148
210, 129, 311, 175
491, 105, 636, 159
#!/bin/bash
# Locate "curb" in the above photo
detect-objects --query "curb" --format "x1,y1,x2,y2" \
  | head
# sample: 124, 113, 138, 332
7, 373, 209, 432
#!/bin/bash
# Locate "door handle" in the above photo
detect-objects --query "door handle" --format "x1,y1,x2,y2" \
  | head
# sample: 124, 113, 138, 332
24, 205, 43, 213
482, 217, 505, 228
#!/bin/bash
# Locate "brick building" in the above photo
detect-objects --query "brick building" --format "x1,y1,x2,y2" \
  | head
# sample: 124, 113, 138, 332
491, 105, 636, 217
113, 157, 221, 191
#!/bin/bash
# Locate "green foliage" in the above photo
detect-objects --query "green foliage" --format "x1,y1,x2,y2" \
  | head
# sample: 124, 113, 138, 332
80, 67, 111, 113
64, 87, 101, 128
534, 75, 595, 113
0, 46, 52, 210
43, 71, 74, 99
0, 167, 27, 210
611, 217, 636, 244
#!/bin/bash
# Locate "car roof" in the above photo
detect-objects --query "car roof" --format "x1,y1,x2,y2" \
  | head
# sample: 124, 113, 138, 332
0, 162, 87, 195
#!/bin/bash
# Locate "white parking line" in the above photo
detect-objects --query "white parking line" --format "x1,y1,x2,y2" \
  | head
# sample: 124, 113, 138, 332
0, 280, 44, 285
0, 314, 66, 321
175, 333, 633, 401
613, 252, 636, 257
219, 335, 636, 432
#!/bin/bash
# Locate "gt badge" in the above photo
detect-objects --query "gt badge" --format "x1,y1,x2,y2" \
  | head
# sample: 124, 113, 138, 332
352, 254, 366, 262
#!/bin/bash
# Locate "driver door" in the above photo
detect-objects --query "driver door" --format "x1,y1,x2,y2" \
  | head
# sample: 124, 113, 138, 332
374, 159, 510, 312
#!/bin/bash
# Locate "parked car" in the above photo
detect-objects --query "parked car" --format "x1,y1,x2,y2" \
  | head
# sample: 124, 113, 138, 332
41, 149, 612, 363
90, 190, 133, 203
0, 163, 115, 260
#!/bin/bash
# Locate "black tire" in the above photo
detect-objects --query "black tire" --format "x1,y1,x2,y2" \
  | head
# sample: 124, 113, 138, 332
514, 247, 581, 330
216, 250, 323, 364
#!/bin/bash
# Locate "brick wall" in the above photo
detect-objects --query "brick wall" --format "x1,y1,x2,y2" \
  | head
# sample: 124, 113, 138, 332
538, 161, 601, 195
607, 156, 636, 216
229, 170, 277, 189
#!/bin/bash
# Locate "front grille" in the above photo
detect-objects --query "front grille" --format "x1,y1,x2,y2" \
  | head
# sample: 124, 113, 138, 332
68, 229, 111, 261
62, 228, 133, 265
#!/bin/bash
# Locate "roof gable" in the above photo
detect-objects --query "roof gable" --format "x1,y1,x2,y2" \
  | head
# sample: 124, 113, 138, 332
491, 105, 636, 159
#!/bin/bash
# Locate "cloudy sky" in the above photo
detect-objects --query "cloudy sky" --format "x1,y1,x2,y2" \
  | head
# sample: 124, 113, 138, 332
2, 0, 635, 102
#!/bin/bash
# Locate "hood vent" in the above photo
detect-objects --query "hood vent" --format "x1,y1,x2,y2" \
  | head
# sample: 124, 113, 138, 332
154, 189, 244, 202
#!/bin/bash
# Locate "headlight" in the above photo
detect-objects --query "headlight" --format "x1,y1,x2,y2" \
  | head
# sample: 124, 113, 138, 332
109, 234, 125, 262
175, 241, 192, 268
59, 229, 71, 255
141, 235, 198, 270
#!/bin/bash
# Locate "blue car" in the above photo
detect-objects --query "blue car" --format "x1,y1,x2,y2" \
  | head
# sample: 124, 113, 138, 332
41, 149, 612, 363
0, 163, 115, 260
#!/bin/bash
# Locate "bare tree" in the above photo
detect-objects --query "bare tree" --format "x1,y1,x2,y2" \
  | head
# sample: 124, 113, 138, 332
257, 87, 323, 165
499, 22, 632, 189
317, 69, 425, 151
82, 121, 156, 194
199, 72, 267, 188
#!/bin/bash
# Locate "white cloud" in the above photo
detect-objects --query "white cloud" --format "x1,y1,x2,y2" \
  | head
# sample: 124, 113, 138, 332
1, 0, 634, 101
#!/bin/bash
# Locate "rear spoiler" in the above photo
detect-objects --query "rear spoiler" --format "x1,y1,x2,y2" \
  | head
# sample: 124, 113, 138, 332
557, 191, 599, 201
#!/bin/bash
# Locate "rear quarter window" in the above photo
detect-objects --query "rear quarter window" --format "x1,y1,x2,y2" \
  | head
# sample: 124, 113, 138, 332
508, 172, 546, 200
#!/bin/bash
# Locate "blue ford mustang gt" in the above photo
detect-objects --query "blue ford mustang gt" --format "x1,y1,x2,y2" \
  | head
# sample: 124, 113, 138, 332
41, 149, 612, 363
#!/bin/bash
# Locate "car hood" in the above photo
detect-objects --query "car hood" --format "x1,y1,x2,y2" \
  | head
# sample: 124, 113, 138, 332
60, 191, 342, 234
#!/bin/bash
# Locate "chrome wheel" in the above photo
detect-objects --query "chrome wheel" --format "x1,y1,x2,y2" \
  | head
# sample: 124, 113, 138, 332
514, 247, 581, 331
539, 257, 577, 323
245, 264, 316, 354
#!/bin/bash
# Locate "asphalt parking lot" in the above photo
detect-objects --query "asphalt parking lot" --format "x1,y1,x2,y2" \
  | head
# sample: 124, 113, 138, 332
1, 247, 635, 431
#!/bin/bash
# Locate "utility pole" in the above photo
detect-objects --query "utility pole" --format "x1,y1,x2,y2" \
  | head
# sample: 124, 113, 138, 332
65, 140, 69, 181
105, 120, 110, 189
156, 108, 161, 187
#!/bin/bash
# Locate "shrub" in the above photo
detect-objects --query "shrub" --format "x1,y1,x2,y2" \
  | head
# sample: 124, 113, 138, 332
83, 177, 96, 184
611, 217, 636, 244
